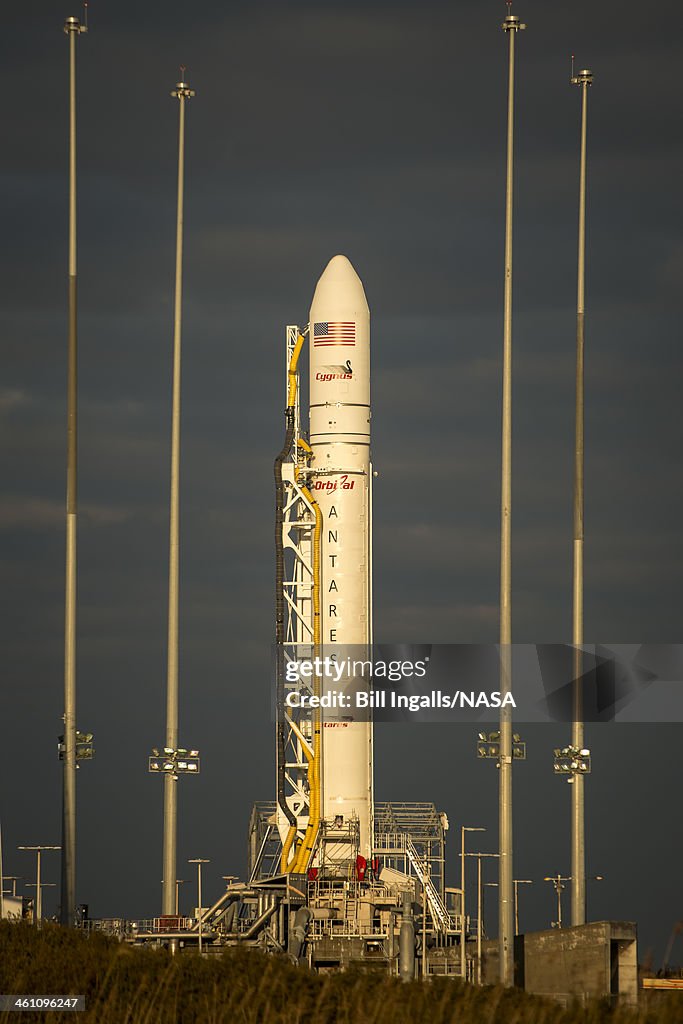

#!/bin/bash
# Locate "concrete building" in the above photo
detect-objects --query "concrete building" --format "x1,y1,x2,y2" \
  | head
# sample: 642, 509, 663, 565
480, 921, 638, 1006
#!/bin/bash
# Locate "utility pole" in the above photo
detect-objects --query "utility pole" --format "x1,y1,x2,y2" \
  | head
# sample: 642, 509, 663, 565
61, 12, 87, 928
465, 850, 499, 985
189, 858, 209, 954
499, 2, 525, 987
544, 874, 571, 929
422, 858, 429, 978
460, 826, 485, 979
19, 846, 61, 926
513, 878, 532, 935
570, 61, 593, 929
162, 71, 195, 920
175, 878, 188, 916
486, 877, 529, 947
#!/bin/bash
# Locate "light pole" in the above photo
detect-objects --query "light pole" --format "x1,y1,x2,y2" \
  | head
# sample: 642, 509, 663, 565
498, 3, 525, 987
466, 851, 498, 984
175, 878, 189, 916
486, 879, 528, 943
460, 826, 485, 979
569, 60, 594, 930
61, 11, 87, 930
161, 70, 195, 921
544, 874, 571, 929
513, 879, 532, 935
18, 847, 60, 925
189, 858, 209, 953
484, 880, 498, 963
422, 858, 429, 979
26, 883, 57, 921
544, 873, 601, 929
151, 748, 200, 924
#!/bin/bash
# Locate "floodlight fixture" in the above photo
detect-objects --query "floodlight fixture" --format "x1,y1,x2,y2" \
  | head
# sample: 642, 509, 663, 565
149, 746, 201, 776
477, 730, 526, 763
58, 730, 94, 761
553, 745, 591, 782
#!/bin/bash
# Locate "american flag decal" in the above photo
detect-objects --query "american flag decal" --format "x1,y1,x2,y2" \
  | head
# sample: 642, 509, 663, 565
313, 321, 356, 347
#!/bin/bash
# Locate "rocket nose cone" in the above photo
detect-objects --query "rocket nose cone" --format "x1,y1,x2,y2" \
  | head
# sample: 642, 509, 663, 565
309, 254, 369, 317
321, 254, 358, 280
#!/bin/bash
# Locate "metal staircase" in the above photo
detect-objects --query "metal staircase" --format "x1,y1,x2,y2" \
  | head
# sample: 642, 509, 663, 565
374, 832, 461, 935
404, 835, 458, 934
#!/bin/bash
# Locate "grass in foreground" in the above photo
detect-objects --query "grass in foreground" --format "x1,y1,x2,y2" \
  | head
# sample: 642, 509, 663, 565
1, 922, 682, 1024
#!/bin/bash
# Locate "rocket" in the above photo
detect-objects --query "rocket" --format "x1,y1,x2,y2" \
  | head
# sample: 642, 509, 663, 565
275, 255, 374, 872
308, 255, 373, 859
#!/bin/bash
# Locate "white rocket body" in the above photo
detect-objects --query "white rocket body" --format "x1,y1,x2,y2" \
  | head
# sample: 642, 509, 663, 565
308, 255, 373, 858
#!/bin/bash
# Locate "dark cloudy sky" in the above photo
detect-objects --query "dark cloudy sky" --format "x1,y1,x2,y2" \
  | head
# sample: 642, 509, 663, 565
2, 0, 682, 965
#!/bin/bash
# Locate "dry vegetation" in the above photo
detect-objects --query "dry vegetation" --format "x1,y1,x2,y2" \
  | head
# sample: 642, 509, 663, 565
1, 922, 681, 1024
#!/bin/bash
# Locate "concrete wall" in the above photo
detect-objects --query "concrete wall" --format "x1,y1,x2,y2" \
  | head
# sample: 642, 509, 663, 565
480, 921, 638, 1006
0, 894, 24, 920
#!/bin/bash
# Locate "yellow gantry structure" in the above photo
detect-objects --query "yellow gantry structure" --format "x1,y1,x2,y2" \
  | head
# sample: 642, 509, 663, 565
277, 332, 322, 874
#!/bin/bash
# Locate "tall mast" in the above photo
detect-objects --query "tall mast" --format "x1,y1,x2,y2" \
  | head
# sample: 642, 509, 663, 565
570, 63, 593, 928
61, 11, 87, 928
498, 4, 525, 987
161, 71, 194, 919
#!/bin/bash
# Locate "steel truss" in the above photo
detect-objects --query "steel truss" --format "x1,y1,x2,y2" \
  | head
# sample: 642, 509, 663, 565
276, 326, 317, 853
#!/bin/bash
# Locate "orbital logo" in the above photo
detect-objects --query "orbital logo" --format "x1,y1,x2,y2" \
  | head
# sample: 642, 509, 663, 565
316, 360, 353, 382
312, 474, 355, 492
